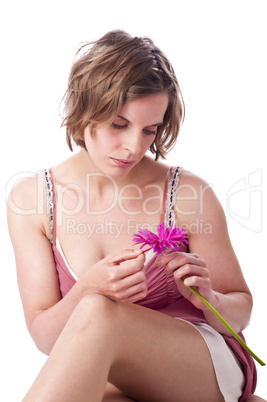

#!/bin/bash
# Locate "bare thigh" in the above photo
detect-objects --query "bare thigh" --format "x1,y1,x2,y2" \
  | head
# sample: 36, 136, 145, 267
102, 383, 136, 402
245, 396, 267, 402
89, 296, 224, 402
23, 295, 224, 402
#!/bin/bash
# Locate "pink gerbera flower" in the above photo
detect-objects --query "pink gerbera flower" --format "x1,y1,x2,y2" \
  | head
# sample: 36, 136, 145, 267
132, 222, 265, 367
132, 222, 188, 255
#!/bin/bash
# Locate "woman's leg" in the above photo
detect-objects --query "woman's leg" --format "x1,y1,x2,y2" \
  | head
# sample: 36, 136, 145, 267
245, 396, 267, 402
102, 383, 136, 401
23, 294, 224, 402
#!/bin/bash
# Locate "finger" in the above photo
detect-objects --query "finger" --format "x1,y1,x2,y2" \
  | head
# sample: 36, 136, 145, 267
121, 282, 148, 303
107, 252, 145, 281
164, 253, 206, 274
182, 275, 209, 288
182, 276, 212, 299
160, 252, 198, 266
124, 289, 147, 303
172, 264, 209, 282
116, 254, 146, 278
119, 268, 146, 290
109, 249, 143, 265
107, 269, 147, 301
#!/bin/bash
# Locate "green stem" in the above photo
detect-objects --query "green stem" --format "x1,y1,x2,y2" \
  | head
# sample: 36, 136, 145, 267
187, 284, 265, 366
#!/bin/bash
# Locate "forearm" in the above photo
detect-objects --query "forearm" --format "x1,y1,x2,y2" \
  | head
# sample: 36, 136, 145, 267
202, 290, 253, 335
27, 250, 146, 355
29, 279, 90, 355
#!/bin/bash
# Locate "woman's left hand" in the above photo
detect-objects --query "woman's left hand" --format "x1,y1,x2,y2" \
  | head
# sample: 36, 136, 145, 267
161, 252, 214, 310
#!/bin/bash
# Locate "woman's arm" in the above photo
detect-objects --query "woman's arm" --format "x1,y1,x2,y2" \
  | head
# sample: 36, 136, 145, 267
164, 170, 253, 335
7, 175, 88, 354
7, 175, 146, 355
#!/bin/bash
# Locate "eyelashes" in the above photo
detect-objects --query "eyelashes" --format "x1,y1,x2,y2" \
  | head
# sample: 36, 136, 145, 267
111, 123, 127, 130
144, 129, 157, 135
111, 122, 156, 135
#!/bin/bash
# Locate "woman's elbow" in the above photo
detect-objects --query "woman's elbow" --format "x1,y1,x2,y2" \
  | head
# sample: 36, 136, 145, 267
28, 317, 57, 356
32, 336, 53, 356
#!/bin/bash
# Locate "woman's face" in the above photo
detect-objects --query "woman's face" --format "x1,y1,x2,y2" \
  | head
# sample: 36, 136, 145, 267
83, 93, 169, 178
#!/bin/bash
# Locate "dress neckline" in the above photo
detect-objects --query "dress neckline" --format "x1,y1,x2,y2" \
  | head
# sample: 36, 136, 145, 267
44, 166, 183, 281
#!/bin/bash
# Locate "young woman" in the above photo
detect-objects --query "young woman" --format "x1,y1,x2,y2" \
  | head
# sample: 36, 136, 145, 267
8, 30, 259, 401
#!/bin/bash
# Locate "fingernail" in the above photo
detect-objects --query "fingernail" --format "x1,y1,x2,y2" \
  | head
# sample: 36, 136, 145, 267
155, 258, 163, 268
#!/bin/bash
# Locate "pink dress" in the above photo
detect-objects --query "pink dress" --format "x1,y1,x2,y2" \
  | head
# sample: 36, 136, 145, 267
43, 166, 257, 401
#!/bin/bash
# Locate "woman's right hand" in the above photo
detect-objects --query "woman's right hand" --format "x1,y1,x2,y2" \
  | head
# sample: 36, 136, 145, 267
79, 249, 147, 303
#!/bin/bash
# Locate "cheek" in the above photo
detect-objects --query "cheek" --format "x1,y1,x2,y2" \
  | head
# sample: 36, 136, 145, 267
85, 130, 117, 153
144, 136, 155, 150
99, 133, 121, 152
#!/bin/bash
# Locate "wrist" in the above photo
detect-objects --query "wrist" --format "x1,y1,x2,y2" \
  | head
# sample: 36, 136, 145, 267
75, 275, 96, 299
202, 289, 217, 310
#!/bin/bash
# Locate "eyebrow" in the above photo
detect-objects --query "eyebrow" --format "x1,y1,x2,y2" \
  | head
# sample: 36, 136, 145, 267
117, 115, 164, 127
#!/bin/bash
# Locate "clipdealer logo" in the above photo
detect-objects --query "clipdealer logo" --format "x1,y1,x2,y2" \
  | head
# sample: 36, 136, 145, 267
226, 170, 262, 233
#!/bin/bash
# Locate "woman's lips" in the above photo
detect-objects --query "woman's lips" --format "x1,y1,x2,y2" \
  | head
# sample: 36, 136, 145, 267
111, 158, 135, 167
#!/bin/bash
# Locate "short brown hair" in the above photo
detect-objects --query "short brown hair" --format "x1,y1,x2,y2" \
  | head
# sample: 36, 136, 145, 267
61, 30, 185, 160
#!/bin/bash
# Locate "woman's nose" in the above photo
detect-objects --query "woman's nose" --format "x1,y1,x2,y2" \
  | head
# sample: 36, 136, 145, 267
123, 129, 142, 155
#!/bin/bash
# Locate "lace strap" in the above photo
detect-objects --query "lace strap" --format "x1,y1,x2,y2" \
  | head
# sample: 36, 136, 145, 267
43, 168, 55, 244
164, 166, 182, 228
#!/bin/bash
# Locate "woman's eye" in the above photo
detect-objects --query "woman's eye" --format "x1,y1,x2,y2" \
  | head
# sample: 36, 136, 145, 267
111, 122, 127, 130
111, 122, 156, 135
143, 129, 157, 135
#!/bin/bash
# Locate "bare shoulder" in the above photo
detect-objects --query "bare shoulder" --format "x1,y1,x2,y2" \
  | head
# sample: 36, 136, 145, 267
178, 169, 211, 189
176, 169, 225, 227
7, 171, 47, 215
7, 171, 48, 239
178, 169, 222, 203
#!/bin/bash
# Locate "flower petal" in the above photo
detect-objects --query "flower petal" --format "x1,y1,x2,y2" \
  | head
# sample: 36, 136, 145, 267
132, 222, 188, 255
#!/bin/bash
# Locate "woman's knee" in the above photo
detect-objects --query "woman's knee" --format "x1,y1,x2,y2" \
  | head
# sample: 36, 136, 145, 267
70, 294, 117, 332
77, 293, 115, 311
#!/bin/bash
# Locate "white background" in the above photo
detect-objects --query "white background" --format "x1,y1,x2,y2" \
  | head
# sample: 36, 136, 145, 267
1, 0, 266, 400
